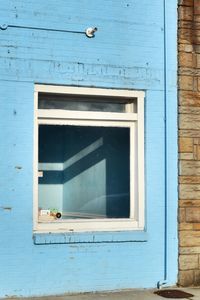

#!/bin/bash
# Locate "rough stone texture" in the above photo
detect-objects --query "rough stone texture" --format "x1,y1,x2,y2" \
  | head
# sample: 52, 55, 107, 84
179, 184, 200, 200
186, 207, 200, 222
180, 231, 200, 247
178, 270, 194, 286
194, 270, 200, 285
179, 254, 199, 270
179, 137, 193, 152
179, 0, 200, 286
179, 208, 186, 223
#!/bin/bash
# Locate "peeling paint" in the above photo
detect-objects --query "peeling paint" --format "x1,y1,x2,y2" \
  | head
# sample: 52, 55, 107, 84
0, 206, 12, 211
15, 166, 22, 169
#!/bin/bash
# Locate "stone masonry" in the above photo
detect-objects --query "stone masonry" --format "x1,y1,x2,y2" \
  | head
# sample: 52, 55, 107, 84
179, 0, 200, 286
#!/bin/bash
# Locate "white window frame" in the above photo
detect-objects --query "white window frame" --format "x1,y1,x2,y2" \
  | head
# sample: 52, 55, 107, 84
33, 85, 145, 233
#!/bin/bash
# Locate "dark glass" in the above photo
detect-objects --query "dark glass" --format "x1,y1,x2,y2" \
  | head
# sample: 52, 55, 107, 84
38, 93, 136, 113
38, 125, 130, 221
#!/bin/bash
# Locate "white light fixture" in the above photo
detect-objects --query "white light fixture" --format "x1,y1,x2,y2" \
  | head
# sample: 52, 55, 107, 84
85, 27, 98, 38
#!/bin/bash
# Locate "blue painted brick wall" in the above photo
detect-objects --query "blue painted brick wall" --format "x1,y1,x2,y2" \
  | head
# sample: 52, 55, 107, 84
0, 1, 178, 297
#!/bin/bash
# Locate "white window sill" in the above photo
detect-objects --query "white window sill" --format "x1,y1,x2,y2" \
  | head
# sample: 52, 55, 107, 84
33, 230, 148, 245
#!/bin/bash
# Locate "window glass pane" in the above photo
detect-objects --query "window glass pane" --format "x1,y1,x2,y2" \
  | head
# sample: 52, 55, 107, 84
38, 93, 136, 113
38, 125, 130, 221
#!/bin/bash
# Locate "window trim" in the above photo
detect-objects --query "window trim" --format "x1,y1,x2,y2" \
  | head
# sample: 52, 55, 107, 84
33, 85, 145, 233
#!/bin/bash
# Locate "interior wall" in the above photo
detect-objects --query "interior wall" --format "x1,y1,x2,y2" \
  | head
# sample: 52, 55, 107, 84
39, 125, 64, 212
63, 126, 107, 217
63, 126, 130, 218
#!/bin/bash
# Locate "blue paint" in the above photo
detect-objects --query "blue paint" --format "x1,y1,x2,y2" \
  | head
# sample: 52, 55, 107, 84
0, 0, 177, 297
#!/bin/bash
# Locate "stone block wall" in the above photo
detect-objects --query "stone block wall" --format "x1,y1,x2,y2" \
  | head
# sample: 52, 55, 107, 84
179, 0, 200, 286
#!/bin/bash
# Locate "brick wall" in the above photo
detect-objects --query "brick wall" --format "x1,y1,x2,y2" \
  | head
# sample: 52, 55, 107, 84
179, 0, 200, 286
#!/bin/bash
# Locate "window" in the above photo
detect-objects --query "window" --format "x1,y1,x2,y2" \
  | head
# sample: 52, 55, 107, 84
33, 85, 144, 232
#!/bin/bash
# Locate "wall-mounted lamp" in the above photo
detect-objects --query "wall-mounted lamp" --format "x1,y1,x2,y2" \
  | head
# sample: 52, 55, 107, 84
0, 24, 8, 30
85, 27, 98, 38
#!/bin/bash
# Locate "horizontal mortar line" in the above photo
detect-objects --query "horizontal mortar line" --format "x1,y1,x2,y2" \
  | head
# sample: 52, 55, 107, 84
179, 113, 200, 115
33, 239, 148, 245
178, 23, 200, 27
0, 78, 166, 92
0, 52, 165, 68
1, 24, 86, 35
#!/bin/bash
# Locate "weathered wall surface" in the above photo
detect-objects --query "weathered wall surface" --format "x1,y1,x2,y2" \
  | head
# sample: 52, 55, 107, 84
0, 1, 177, 297
179, 0, 200, 286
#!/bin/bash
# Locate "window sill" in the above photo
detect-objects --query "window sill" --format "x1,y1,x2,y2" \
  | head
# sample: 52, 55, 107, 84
33, 230, 148, 245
